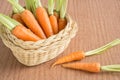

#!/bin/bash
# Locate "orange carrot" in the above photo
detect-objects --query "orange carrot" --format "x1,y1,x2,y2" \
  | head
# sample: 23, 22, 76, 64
52, 39, 120, 67
58, 0, 68, 31
0, 14, 40, 41
54, 11, 59, 21
63, 63, 120, 73
52, 51, 85, 67
49, 15, 58, 34
62, 62, 101, 73
58, 18, 67, 31
48, 0, 58, 34
8, 0, 46, 39
36, 7, 53, 37
21, 10, 46, 39
12, 25, 40, 41
12, 13, 25, 25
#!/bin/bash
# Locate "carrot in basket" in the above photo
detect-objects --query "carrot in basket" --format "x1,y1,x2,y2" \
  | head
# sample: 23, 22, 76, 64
8, 0, 46, 39
48, 0, 58, 34
0, 14, 40, 41
58, 0, 68, 31
12, 14, 25, 25
11, 0, 25, 25
62, 62, 120, 73
31, 0, 53, 37
52, 39, 120, 67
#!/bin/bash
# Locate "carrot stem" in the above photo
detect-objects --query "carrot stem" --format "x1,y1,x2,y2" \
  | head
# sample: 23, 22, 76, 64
8, 0, 25, 13
55, 0, 63, 12
48, 0, 54, 15
25, 0, 32, 11
12, 0, 19, 13
60, 0, 68, 19
0, 14, 16, 30
31, 0, 42, 16
85, 39, 120, 56
101, 65, 120, 72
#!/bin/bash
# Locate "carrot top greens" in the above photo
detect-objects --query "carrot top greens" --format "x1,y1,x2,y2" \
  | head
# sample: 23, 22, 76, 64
55, 0, 63, 12
85, 39, 120, 56
60, 0, 68, 19
12, 0, 19, 13
0, 14, 20, 30
48, 0, 55, 15
8, 0, 25, 13
101, 65, 120, 72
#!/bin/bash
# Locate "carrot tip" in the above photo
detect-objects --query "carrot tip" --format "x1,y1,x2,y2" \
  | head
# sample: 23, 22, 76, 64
51, 63, 57, 68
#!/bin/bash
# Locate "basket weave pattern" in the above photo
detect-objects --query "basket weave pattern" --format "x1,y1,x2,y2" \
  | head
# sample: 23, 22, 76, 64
0, 15, 78, 66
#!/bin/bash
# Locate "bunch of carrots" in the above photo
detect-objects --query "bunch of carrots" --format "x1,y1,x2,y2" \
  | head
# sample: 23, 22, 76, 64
52, 39, 120, 73
0, 0, 68, 41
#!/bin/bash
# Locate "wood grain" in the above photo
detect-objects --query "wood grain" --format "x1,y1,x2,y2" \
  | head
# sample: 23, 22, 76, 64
0, 0, 120, 80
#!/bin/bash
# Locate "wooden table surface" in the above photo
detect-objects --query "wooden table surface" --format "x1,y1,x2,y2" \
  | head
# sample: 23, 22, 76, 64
0, 0, 120, 80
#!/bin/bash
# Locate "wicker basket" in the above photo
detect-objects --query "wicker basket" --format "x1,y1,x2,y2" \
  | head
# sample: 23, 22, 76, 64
0, 15, 78, 66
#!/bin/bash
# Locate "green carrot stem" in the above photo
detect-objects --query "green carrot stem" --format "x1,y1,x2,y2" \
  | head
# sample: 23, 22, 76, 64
56, 0, 63, 12
8, 0, 25, 13
48, 0, 55, 15
101, 65, 120, 72
2, 14, 20, 26
0, 14, 18, 30
30, 0, 42, 16
12, 0, 19, 13
85, 39, 120, 56
60, 0, 68, 19
25, 0, 32, 11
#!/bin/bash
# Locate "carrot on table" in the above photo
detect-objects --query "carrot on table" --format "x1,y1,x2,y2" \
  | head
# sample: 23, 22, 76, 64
62, 62, 120, 73
31, 0, 53, 37
58, 0, 68, 31
48, 0, 58, 34
52, 39, 120, 67
0, 14, 40, 41
8, 0, 46, 39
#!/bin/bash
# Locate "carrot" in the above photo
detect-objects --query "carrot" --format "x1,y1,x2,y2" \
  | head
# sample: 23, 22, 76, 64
52, 39, 120, 67
8, 0, 46, 39
0, 14, 40, 41
11, 0, 25, 25
31, 0, 53, 37
62, 62, 100, 73
58, 0, 68, 31
12, 13, 25, 25
52, 51, 85, 67
48, 0, 58, 34
54, 12, 59, 21
62, 62, 120, 73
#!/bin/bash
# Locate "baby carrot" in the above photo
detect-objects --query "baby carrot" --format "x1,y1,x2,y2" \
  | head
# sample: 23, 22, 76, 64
11, 0, 25, 25
0, 14, 40, 41
62, 62, 120, 73
52, 39, 120, 67
8, 0, 46, 39
58, 0, 68, 31
62, 62, 100, 73
48, 0, 58, 34
12, 13, 25, 25
31, 0, 53, 37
